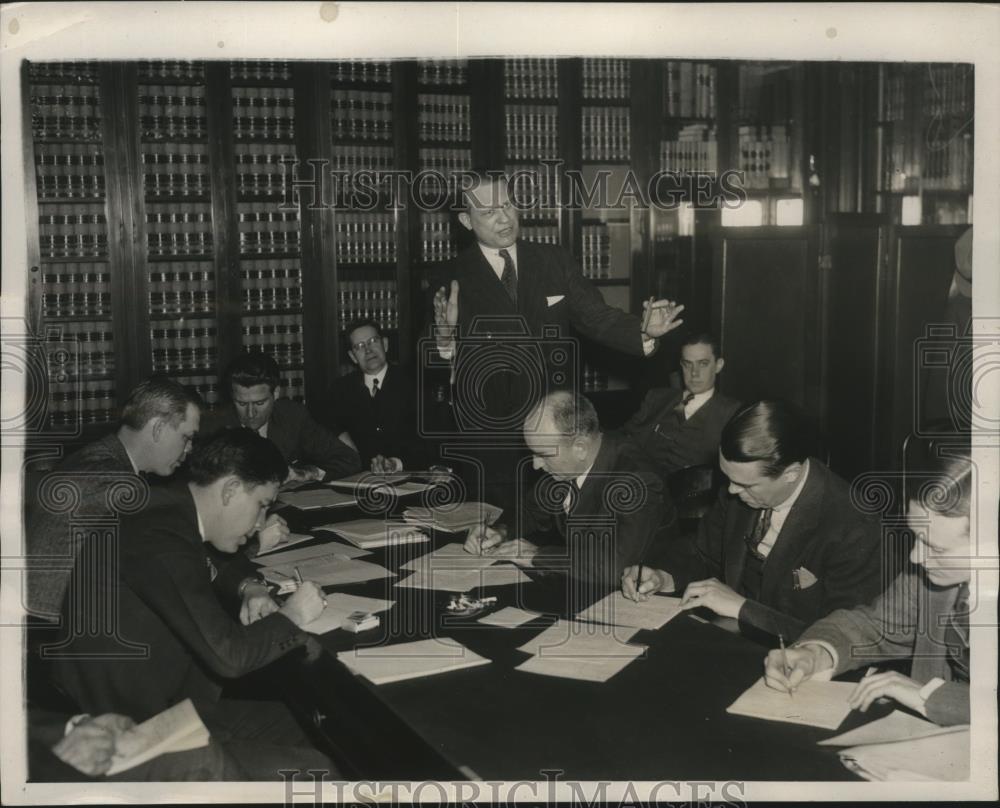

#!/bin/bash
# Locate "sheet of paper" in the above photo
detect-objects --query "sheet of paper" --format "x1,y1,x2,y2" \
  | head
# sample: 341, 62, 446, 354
517, 619, 641, 656
279, 489, 358, 510
576, 593, 683, 630
820, 710, 966, 747
328, 471, 411, 489
252, 541, 370, 567
253, 532, 317, 556
516, 650, 643, 683
325, 519, 430, 549
262, 556, 395, 588
402, 501, 502, 532
301, 593, 396, 635
726, 677, 856, 730
337, 638, 490, 685
478, 606, 543, 628
106, 698, 209, 776
394, 567, 485, 592
839, 730, 970, 781
400, 543, 500, 571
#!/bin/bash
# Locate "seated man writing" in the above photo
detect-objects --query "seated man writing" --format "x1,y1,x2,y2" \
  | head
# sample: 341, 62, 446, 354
764, 446, 973, 726
623, 399, 884, 640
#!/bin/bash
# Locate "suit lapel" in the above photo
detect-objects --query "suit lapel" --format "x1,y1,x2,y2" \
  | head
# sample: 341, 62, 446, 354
514, 240, 546, 330
760, 462, 823, 603
464, 245, 517, 325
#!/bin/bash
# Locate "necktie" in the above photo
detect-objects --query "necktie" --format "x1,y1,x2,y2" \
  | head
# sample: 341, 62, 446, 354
564, 478, 580, 515
675, 391, 695, 423
371, 377, 379, 398
499, 248, 517, 305
745, 508, 773, 558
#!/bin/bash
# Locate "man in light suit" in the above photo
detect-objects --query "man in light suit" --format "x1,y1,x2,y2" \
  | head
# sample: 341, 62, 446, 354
623, 399, 884, 640
205, 351, 360, 482
431, 170, 685, 515
620, 331, 740, 475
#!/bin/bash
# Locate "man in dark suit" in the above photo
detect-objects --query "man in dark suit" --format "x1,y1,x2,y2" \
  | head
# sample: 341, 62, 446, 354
620, 331, 740, 474
464, 391, 676, 594
623, 400, 884, 640
26, 377, 201, 620
327, 318, 427, 472
204, 351, 360, 482
432, 170, 685, 514
51, 429, 334, 779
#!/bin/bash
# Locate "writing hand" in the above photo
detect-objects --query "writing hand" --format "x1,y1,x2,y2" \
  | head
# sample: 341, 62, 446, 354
52, 720, 116, 777
848, 671, 925, 714
463, 523, 505, 555
489, 538, 538, 563
256, 513, 289, 554
679, 577, 746, 619
621, 565, 674, 602
371, 455, 404, 473
240, 582, 280, 625
642, 299, 686, 339
280, 580, 327, 628
763, 644, 832, 694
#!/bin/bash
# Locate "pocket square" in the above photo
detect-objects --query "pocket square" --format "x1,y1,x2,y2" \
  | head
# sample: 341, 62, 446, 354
546, 295, 565, 307
793, 566, 818, 590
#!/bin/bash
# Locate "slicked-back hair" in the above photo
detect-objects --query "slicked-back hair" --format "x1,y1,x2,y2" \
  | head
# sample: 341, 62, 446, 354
225, 352, 281, 394
679, 331, 722, 360
188, 427, 287, 488
910, 442, 973, 519
120, 376, 201, 430
345, 317, 382, 345
720, 399, 811, 477
533, 391, 601, 440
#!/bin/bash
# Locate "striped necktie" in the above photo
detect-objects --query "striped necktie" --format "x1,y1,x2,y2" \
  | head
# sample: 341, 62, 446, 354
499, 248, 517, 305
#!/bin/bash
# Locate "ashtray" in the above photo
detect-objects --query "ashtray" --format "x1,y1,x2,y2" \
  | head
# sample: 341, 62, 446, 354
445, 593, 497, 617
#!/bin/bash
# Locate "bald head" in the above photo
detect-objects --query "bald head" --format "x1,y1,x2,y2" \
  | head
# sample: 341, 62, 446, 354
523, 392, 602, 480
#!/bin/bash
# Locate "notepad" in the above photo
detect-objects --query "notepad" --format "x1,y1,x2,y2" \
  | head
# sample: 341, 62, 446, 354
261, 556, 394, 587
301, 593, 395, 635
576, 593, 683, 631
478, 606, 543, 628
252, 541, 370, 566
395, 564, 531, 592
105, 698, 209, 776
726, 677, 856, 730
279, 489, 357, 510
254, 532, 316, 556
337, 638, 490, 684
838, 729, 970, 781
327, 519, 431, 549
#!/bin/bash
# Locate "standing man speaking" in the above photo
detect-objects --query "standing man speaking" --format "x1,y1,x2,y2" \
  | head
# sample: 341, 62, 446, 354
432, 170, 685, 516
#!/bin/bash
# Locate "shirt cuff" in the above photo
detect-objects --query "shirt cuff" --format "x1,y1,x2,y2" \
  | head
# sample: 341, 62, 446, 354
437, 345, 454, 360
641, 337, 657, 356
917, 677, 947, 716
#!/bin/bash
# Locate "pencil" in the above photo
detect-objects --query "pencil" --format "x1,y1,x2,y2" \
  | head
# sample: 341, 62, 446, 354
640, 295, 655, 333
636, 562, 644, 598
293, 567, 303, 586
779, 633, 794, 699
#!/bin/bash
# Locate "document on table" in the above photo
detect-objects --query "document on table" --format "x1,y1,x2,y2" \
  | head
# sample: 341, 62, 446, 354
726, 677, 856, 730
326, 519, 430, 550
576, 593, 683, 630
252, 541, 370, 566
106, 698, 209, 776
402, 501, 502, 533
515, 619, 645, 682
253, 532, 316, 557
400, 542, 500, 571
838, 730, 970, 781
301, 593, 396, 635
395, 564, 531, 592
328, 471, 411, 488
337, 637, 490, 685
279, 489, 357, 510
819, 710, 966, 747
261, 556, 395, 587
478, 606, 544, 628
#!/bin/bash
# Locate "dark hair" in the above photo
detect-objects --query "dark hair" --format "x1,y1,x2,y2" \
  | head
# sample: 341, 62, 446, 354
225, 352, 281, 393
679, 331, 722, 360
345, 318, 382, 347
720, 399, 811, 477
909, 443, 973, 519
188, 428, 287, 487
535, 391, 601, 440
120, 376, 201, 430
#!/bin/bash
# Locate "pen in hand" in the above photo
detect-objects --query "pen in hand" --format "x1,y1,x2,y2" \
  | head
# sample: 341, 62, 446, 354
293, 567, 303, 589
779, 634, 794, 699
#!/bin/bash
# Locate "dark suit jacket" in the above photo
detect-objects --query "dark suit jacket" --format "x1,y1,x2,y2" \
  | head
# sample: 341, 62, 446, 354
520, 433, 677, 587
621, 387, 741, 472
203, 398, 360, 479
327, 364, 427, 469
51, 483, 308, 721
26, 432, 148, 620
801, 570, 969, 726
437, 240, 649, 433
669, 459, 884, 640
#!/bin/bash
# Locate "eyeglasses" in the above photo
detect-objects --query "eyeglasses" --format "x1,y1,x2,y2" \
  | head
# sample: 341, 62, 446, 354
351, 335, 381, 352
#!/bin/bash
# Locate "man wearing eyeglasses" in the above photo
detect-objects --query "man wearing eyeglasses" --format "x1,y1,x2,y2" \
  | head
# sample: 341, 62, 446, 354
622, 399, 884, 641
327, 318, 427, 473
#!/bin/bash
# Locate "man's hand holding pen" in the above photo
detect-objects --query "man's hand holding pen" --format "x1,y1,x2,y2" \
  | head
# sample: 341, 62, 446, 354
763, 643, 834, 695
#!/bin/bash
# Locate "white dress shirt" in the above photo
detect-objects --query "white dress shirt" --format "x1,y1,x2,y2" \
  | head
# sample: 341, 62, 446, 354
684, 388, 715, 419
757, 459, 811, 558
364, 365, 388, 396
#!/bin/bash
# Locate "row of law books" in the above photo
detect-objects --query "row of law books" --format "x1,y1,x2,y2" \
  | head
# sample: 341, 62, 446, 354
336, 281, 401, 331
418, 94, 471, 142
44, 267, 112, 318
46, 325, 115, 378
331, 89, 393, 141
418, 60, 468, 86
504, 58, 558, 99
421, 214, 457, 263
35, 144, 105, 198
507, 165, 560, 209
241, 260, 303, 311
582, 226, 611, 279
660, 124, 719, 174
150, 268, 216, 315
664, 61, 717, 119
582, 108, 631, 161
736, 124, 791, 189
331, 60, 392, 85
48, 381, 117, 426
582, 58, 630, 100
521, 224, 560, 246
418, 148, 473, 187
241, 316, 306, 368
505, 106, 559, 161
29, 62, 100, 82
335, 212, 398, 263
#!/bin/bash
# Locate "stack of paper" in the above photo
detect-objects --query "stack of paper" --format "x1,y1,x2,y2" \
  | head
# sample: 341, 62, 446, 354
576, 593, 683, 630
326, 519, 431, 550
515, 619, 645, 682
402, 501, 502, 533
254, 532, 315, 556
301, 593, 396, 635
726, 677, 856, 730
337, 638, 490, 684
278, 489, 357, 510
106, 699, 210, 776
260, 555, 395, 587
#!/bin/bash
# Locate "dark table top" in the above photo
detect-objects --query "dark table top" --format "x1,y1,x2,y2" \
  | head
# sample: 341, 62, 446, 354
265, 486, 876, 782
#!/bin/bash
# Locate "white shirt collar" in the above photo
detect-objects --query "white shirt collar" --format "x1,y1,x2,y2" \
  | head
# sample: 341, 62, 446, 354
772, 458, 811, 514
257, 422, 268, 439
685, 387, 715, 417
364, 364, 388, 393
478, 242, 518, 280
